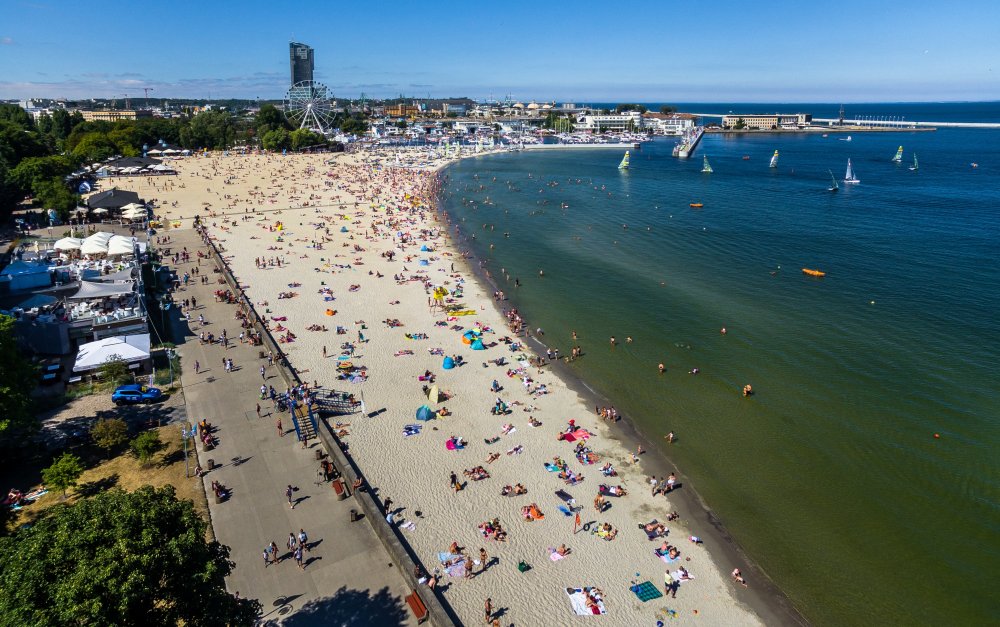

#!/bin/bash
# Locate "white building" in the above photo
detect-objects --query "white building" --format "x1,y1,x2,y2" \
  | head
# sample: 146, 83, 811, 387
575, 111, 644, 132
641, 112, 698, 135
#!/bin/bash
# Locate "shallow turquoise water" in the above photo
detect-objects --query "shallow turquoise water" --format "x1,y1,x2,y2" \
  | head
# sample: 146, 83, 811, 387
440, 111, 1000, 625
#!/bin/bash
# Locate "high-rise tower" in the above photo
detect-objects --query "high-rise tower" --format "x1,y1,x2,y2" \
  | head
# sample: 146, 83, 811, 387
289, 42, 314, 85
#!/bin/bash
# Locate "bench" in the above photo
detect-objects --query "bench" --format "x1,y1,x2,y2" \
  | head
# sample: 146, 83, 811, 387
404, 590, 428, 624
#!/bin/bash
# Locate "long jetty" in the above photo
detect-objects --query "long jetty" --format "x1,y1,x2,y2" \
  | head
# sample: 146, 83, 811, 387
690, 113, 1000, 130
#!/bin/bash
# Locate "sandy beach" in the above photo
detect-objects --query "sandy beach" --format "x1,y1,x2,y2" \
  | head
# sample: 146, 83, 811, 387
110, 150, 764, 625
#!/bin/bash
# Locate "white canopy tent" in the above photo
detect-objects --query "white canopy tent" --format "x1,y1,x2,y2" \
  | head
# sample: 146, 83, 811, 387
73, 333, 150, 372
68, 279, 135, 300
91, 207, 109, 215
107, 236, 138, 256
54, 237, 83, 251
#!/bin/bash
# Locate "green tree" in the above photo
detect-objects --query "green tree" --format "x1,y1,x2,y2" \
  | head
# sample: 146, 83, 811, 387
615, 103, 648, 114
254, 103, 288, 139
41, 452, 84, 497
0, 485, 261, 625
289, 128, 325, 151
10, 155, 79, 192
91, 418, 128, 458
32, 178, 79, 222
733, 117, 746, 130
659, 105, 677, 114
71, 132, 120, 163
261, 128, 291, 152
0, 315, 37, 434
0, 120, 47, 166
100, 353, 129, 385
0, 104, 34, 129
130, 430, 162, 466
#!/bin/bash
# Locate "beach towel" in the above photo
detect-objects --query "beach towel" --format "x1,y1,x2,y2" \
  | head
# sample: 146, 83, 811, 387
656, 549, 680, 564
557, 505, 573, 517
445, 439, 464, 451
445, 561, 467, 578
437, 552, 462, 563
631, 581, 663, 602
548, 548, 566, 561
544, 462, 560, 472
400, 520, 416, 531
566, 588, 605, 615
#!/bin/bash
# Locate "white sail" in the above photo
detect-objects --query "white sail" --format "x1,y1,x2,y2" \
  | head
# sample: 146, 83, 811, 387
702, 155, 713, 173
828, 169, 839, 191
844, 158, 860, 183
909, 154, 919, 171
892, 146, 903, 163
769, 150, 779, 168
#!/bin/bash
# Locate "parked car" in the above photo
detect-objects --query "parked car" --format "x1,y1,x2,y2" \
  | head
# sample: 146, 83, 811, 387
112, 384, 163, 405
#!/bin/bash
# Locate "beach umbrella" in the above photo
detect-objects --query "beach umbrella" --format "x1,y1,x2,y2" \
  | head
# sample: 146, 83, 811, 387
471, 339, 485, 351
442, 356, 455, 370
416, 405, 435, 421
427, 385, 440, 404
91, 207, 109, 215
340, 226, 348, 233
420, 245, 429, 252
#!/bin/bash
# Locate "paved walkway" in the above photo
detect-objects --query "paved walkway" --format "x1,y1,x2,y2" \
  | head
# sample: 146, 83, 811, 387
166, 228, 415, 626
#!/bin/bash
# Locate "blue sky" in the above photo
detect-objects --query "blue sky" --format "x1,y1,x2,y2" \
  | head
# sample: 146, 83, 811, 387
2, 0, 999, 103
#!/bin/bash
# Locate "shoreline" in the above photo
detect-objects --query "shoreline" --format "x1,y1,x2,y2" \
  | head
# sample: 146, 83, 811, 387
118, 148, 790, 624
434, 158, 807, 626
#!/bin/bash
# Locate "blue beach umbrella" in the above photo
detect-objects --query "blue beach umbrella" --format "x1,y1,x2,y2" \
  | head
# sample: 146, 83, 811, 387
470, 339, 485, 351
442, 356, 456, 370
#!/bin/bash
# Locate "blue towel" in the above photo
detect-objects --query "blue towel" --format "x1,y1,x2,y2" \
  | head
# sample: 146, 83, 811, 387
544, 463, 559, 472
557, 505, 572, 516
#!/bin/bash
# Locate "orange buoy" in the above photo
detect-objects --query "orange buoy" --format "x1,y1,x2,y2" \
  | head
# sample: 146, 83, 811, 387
934, 433, 940, 439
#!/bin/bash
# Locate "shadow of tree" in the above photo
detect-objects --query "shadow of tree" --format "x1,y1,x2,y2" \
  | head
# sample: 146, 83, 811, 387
77, 473, 119, 496
266, 586, 409, 627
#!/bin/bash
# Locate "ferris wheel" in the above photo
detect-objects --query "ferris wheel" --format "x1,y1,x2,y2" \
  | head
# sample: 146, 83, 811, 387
284, 80, 335, 134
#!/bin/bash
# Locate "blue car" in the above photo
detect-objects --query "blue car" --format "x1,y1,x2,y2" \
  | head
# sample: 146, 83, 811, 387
112, 384, 163, 405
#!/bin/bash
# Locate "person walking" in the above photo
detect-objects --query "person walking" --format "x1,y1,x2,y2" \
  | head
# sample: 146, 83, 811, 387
286, 484, 295, 509
277, 417, 283, 436
298, 528, 309, 552
479, 548, 488, 573
263, 546, 271, 568
294, 546, 304, 569
256, 403, 262, 419
269, 541, 279, 564
260, 365, 266, 380
287, 532, 297, 554
194, 360, 200, 374
484, 598, 494, 623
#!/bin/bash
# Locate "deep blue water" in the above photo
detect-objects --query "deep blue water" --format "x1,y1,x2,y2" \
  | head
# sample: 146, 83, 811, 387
439, 105, 1000, 625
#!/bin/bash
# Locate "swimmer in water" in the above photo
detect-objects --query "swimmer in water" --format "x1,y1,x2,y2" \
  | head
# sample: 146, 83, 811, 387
658, 363, 665, 374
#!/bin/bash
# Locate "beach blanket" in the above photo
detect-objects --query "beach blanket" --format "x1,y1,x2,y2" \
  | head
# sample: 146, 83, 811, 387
548, 548, 566, 561
403, 425, 421, 437
557, 505, 573, 517
562, 429, 593, 443
437, 552, 463, 563
544, 462, 560, 472
566, 588, 605, 615
655, 549, 679, 564
445, 561, 467, 578
445, 439, 465, 450
631, 581, 663, 602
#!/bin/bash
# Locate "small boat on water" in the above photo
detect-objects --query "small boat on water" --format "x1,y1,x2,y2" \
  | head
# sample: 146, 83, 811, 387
891, 146, 903, 163
701, 155, 713, 173
839, 135, 852, 141
742, 155, 750, 160
769, 150, 779, 168
802, 268, 826, 277
828, 169, 839, 192
909, 154, 919, 171
844, 158, 860, 184
618, 151, 630, 170
689, 203, 704, 208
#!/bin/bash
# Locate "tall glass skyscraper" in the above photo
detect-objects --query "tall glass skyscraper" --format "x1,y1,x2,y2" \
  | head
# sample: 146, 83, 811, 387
289, 42, 314, 85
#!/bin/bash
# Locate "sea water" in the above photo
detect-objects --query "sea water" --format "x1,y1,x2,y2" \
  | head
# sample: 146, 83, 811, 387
439, 103, 1000, 625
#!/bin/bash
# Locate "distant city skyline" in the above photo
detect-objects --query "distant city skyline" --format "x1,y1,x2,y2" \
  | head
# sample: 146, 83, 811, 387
2, 0, 999, 103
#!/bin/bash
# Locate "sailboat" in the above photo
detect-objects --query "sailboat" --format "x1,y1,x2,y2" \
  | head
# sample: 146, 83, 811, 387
828, 169, 839, 192
618, 151, 630, 170
891, 146, 903, 163
701, 155, 713, 173
769, 150, 779, 168
909, 153, 919, 171
844, 158, 860, 184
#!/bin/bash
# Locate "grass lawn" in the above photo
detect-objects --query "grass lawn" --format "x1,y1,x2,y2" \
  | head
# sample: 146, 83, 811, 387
9, 425, 212, 539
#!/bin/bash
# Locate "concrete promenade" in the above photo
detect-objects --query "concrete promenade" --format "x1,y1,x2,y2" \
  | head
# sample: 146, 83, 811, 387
166, 226, 416, 626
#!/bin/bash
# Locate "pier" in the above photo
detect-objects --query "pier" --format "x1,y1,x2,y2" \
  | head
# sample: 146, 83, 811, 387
691, 113, 1000, 130
673, 127, 704, 158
